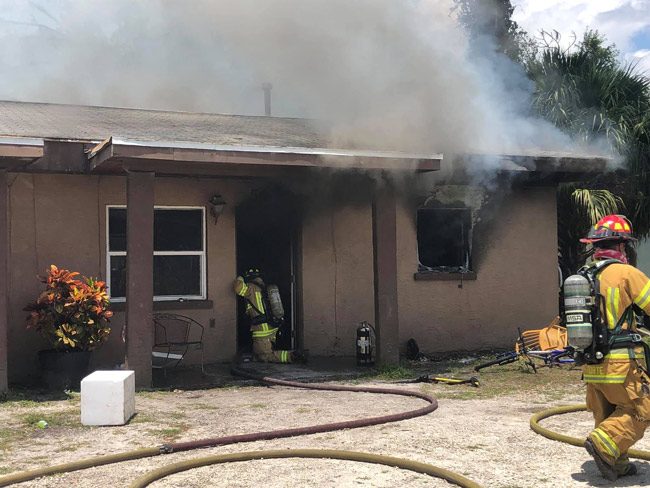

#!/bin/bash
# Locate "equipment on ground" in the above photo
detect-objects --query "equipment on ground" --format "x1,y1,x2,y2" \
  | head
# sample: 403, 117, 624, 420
398, 375, 480, 387
356, 321, 375, 366
474, 324, 573, 372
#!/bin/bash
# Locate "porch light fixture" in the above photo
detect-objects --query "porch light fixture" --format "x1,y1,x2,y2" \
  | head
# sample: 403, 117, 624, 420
208, 194, 226, 224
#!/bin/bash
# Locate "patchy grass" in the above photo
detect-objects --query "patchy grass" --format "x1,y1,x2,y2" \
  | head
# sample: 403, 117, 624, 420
245, 403, 267, 409
365, 365, 414, 380
294, 407, 314, 414
145, 424, 189, 442
168, 411, 187, 420
21, 408, 80, 428
189, 402, 220, 411
0, 466, 11, 475
130, 412, 154, 424
396, 355, 583, 401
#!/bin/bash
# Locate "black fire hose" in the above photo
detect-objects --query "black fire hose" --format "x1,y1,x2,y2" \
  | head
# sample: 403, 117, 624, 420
0, 366, 472, 486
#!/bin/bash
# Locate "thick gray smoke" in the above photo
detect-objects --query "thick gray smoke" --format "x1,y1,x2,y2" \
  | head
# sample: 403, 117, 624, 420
0, 0, 581, 156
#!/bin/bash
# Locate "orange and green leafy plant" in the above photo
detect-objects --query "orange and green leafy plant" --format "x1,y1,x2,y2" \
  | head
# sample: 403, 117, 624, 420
24, 265, 113, 351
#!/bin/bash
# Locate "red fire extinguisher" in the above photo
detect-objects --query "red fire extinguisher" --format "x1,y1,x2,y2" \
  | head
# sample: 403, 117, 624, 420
356, 321, 375, 366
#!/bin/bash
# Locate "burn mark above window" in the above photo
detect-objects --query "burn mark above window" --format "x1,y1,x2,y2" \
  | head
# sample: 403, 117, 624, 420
416, 207, 472, 273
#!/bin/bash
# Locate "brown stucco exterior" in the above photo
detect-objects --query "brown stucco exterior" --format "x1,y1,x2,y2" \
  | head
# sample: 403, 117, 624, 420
397, 185, 559, 352
6, 173, 559, 383
8, 174, 250, 383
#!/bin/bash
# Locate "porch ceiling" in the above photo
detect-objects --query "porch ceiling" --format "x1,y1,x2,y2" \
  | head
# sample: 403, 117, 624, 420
88, 137, 442, 174
0, 137, 44, 169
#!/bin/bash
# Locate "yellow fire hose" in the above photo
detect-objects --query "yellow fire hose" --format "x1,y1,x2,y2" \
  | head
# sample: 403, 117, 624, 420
530, 404, 650, 460
0, 369, 484, 487
128, 449, 483, 488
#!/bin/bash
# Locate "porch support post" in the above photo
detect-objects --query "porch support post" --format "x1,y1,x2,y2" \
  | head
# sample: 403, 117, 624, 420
0, 170, 7, 393
126, 170, 154, 388
372, 184, 399, 366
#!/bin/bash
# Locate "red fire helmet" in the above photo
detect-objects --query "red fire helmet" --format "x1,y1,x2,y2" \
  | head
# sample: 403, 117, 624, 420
580, 214, 636, 244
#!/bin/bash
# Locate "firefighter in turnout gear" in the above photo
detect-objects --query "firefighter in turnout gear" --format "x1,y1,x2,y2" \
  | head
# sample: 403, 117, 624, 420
577, 215, 650, 480
234, 268, 293, 363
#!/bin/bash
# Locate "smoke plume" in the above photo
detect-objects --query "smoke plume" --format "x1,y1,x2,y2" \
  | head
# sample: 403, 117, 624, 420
0, 0, 591, 158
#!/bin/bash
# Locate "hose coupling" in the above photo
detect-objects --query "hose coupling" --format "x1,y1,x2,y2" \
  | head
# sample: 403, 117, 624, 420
159, 444, 174, 454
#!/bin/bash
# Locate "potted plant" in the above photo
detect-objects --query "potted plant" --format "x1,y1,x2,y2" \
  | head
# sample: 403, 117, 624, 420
24, 265, 113, 389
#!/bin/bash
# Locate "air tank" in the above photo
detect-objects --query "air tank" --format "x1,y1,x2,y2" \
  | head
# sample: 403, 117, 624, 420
266, 284, 285, 320
563, 274, 594, 351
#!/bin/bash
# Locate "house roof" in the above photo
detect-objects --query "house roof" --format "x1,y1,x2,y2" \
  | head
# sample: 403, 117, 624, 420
0, 99, 328, 148
0, 100, 442, 173
0, 99, 610, 176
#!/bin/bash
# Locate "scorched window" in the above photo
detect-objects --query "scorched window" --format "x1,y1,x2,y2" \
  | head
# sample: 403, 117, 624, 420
416, 207, 472, 272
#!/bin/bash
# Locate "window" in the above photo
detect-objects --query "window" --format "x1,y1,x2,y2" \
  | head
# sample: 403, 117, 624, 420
416, 207, 472, 272
107, 206, 206, 301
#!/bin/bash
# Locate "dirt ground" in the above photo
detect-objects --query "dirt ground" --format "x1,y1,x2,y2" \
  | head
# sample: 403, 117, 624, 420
1, 362, 650, 488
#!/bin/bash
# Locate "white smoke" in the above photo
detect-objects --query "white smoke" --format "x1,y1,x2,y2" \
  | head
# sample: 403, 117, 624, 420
0, 0, 588, 156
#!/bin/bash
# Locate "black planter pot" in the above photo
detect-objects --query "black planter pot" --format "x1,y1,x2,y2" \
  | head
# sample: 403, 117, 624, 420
38, 349, 92, 391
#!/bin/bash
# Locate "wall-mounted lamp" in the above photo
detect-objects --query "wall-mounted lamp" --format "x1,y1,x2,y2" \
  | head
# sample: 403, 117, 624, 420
208, 194, 227, 224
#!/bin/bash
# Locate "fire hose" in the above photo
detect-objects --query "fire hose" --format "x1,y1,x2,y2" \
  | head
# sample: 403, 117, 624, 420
530, 404, 650, 460
0, 367, 482, 487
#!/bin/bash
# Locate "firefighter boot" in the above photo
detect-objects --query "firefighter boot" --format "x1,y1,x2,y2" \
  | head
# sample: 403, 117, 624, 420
291, 349, 309, 364
585, 438, 618, 481
615, 455, 638, 478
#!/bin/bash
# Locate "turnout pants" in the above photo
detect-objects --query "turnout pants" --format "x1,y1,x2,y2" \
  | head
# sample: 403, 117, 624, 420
586, 365, 650, 470
252, 336, 292, 363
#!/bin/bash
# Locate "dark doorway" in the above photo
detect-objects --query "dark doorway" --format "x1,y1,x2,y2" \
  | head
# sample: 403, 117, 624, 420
235, 186, 299, 353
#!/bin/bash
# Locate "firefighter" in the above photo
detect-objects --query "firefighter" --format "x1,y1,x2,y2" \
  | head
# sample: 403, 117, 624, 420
579, 214, 650, 480
234, 268, 293, 363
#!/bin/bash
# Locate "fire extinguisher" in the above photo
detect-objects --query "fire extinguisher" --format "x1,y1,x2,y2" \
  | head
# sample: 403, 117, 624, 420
356, 321, 375, 366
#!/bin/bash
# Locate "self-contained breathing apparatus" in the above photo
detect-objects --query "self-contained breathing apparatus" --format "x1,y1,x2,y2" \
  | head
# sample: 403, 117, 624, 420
243, 270, 286, 332
563, 259, 646, 365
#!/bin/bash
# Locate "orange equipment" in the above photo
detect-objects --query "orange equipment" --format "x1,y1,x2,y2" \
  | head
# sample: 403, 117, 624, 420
515, 319, 568, 355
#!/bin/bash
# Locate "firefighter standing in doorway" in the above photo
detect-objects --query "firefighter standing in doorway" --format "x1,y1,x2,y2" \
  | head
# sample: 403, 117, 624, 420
234, 268, 294, 363
577, 215, 650, 480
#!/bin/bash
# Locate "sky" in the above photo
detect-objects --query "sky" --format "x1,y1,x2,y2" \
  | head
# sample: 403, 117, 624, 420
512, 0, 650, 74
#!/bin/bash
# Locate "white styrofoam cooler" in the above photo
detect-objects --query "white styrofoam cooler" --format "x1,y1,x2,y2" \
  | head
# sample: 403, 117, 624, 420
81, 370, 135, 426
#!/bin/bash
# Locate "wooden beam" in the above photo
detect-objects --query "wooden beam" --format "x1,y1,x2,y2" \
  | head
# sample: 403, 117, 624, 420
0, 170, 7, 393
372, 185, 400, 365
125, 171, 154, 388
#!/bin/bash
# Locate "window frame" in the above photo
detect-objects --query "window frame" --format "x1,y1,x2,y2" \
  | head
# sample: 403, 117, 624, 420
416, 206, 473, 272
106, 205, 207, 302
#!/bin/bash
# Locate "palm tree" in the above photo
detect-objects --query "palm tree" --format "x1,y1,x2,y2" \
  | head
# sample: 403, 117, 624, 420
527, 30, 650, 273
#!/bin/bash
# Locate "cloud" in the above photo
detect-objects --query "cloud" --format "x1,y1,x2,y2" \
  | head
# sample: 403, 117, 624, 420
513, 0, 650, 55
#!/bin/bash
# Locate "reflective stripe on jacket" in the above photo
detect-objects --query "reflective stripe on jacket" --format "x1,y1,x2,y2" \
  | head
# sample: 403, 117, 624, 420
583, 261, 650, 384
234, 276, 274, 335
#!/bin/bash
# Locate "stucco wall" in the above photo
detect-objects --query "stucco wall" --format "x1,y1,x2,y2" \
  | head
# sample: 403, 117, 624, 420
8, 173, 247, 383
397, 186, 559, 353
6, 173, 559, 381
301, 203, 375, 356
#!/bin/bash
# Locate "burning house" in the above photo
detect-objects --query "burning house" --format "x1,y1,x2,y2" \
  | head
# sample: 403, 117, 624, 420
0, 99, 606, 389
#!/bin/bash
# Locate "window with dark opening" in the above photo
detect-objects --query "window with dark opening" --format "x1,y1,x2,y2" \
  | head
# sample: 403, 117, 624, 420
107, 206, 206, 300
417, 207, 472, 272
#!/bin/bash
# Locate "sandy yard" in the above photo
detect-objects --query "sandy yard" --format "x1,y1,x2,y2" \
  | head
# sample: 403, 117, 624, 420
1, 363, 649, 488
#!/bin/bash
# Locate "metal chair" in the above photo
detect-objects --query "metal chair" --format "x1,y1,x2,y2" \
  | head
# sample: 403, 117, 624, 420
152, 313, 205, 375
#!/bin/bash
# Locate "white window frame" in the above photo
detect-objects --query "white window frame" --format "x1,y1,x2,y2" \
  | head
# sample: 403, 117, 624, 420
106, 205, 207, 302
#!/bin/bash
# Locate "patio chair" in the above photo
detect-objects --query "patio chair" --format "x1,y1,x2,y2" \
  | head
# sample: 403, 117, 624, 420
152, 313, 205, 376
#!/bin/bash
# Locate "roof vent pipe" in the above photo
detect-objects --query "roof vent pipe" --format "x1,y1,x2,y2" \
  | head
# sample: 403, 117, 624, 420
262, 82, 272, 116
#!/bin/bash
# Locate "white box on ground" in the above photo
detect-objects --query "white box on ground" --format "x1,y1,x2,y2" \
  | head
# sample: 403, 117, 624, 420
81, 370, 135, 426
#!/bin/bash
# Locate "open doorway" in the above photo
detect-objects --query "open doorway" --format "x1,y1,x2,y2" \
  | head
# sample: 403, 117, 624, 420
235, 185, 300, 354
